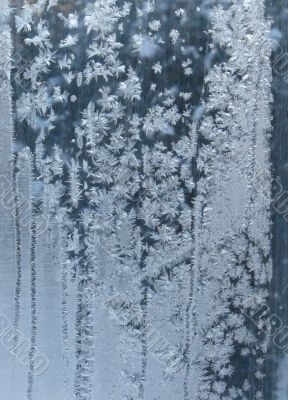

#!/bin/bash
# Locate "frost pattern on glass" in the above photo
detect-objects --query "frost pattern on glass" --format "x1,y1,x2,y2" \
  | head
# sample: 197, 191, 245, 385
0, 1, 274, 400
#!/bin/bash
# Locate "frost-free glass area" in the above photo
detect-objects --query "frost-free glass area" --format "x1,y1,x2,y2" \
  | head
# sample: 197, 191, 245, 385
0, 1, 286, 399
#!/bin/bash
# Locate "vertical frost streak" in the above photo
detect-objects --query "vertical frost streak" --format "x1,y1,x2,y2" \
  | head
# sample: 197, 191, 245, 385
189, 1, 273, 399
27, 192, 37, 400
